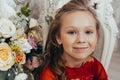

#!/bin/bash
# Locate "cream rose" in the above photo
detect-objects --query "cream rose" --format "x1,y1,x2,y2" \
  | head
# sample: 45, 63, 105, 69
0, 43, 15, 71
0, 18, 16, 38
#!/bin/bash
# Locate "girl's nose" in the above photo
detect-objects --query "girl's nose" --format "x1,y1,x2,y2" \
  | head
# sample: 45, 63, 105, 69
76, 33, 86, 43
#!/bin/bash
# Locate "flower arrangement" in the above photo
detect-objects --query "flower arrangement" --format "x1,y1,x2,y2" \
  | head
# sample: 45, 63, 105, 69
0, 0, 42, 79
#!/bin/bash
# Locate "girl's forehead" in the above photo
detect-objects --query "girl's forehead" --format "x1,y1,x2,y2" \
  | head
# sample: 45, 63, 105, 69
61, 11, 96, 22
60, 11, 97, 28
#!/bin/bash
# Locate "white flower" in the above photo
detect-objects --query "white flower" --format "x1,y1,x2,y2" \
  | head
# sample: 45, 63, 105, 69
0, 43, 15, 71
14, 73, 28, 80
11, 27, 25, 41
29, 18, 39, 28
0, 18, 16, 38
0, 2, 16, 18
15, 39, 32, 53
0, 0, 16, 8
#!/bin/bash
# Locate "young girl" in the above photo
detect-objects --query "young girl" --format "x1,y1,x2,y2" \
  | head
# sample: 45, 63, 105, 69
39, 0, 108, 80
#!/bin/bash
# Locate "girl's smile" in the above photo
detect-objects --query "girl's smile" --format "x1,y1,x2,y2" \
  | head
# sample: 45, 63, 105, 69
72, 46, 88, 52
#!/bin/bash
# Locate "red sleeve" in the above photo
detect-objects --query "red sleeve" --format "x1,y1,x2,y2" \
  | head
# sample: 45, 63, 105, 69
39, 66, 56, 80
93, 58, 108, 80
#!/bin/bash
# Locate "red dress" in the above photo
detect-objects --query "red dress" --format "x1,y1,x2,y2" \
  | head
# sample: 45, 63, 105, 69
40, 57, 108, 80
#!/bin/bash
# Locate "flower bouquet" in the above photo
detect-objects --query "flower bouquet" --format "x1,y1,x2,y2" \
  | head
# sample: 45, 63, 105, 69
0, 0, 42, 80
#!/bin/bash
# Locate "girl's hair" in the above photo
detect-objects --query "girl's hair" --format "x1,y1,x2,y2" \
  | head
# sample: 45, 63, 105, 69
36, 0, 101, 80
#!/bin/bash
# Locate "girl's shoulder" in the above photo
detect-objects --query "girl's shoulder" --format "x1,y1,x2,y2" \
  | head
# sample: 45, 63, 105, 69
39, 66, 55, 80
92, 56, 105, 68
89, 56, 105, 72
92, 56, 108, 80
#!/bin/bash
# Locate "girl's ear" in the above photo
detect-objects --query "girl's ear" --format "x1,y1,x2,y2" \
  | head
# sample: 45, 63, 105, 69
56, 35, 62, 45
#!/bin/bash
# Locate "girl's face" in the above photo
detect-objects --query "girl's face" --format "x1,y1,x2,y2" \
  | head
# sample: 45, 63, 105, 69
56, 11, 98, 63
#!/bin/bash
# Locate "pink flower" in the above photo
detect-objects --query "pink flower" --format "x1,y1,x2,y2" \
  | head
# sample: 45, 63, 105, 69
28, 36, 37, 50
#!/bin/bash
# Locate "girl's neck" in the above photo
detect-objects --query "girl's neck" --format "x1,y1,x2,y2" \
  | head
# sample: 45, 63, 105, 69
65, 60, 84, 68
65, 56, 93, 68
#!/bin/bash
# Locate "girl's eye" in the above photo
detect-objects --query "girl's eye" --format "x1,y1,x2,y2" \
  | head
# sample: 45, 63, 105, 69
67, 31, 76, 35
85, 31, 93, 34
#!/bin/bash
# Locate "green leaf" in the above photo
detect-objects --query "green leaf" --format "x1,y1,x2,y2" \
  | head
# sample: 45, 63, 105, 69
21, 3, 31, 17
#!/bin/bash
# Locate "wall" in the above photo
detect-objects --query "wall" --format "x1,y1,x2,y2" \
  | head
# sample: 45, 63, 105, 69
108, 0, 120, 80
